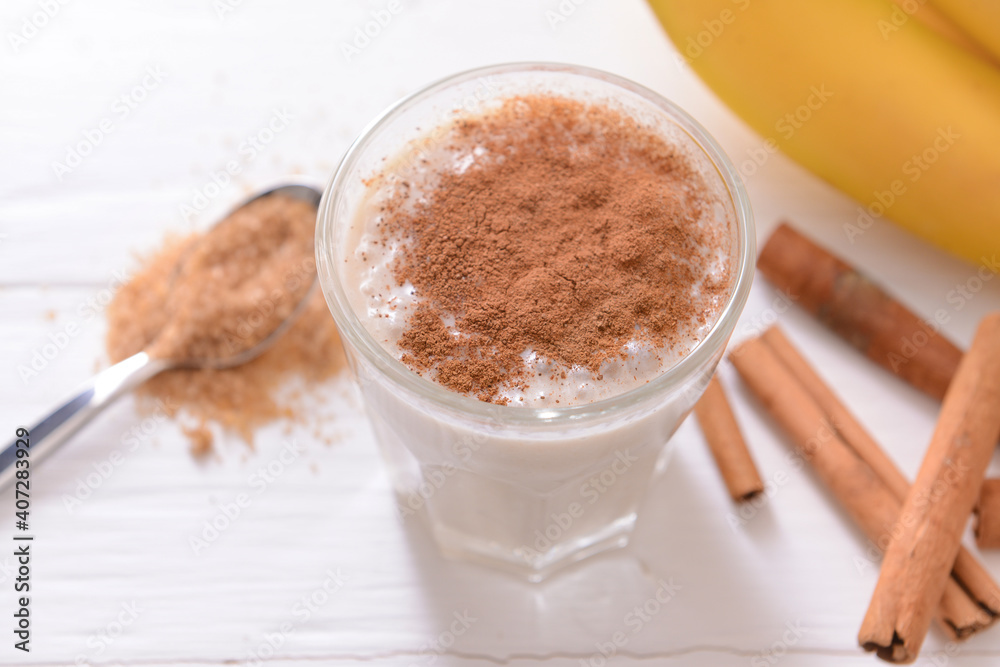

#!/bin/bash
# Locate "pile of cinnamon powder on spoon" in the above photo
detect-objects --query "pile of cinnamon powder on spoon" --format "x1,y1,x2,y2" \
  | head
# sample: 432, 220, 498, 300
106, 194, 345, 456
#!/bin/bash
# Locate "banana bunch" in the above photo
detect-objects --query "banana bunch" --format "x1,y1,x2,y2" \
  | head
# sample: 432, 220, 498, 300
647, 0, 1000, 267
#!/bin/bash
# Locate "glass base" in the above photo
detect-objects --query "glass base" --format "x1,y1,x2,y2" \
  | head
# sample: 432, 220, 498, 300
419, 502, 637, 582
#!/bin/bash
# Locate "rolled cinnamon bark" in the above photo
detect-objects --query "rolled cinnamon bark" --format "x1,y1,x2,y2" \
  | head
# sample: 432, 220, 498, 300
761, 327, 1000, 622
729, 334, 992, 641
859, 313, 1000, 663
976, 479, 1000, 549
757, 223, 963, 401
693, 375, 764, 502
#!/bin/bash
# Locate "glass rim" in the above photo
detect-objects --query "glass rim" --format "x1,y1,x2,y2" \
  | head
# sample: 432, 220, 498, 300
316, 61, 755, 425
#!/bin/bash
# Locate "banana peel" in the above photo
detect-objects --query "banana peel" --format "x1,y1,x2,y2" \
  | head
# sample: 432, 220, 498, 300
930, 0, 1000, 64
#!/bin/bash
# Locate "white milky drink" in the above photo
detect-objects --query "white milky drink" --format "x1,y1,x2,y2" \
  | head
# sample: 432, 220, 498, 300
317, 64, 754, 579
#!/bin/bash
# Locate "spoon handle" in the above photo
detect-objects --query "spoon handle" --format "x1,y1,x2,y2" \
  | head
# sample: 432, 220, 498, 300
0, 352, 169, 490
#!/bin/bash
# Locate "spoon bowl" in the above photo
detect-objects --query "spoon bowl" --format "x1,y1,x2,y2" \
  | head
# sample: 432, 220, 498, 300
171, 183, 322, 370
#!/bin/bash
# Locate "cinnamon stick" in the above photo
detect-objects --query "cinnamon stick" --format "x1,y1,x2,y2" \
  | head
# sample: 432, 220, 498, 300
693, 375, 764, 502
760, 327, 1000, 623
976, 479, 1000, 549
757, 222, 963, 401
729, 334, 991, 641
859, 313, 1000, 663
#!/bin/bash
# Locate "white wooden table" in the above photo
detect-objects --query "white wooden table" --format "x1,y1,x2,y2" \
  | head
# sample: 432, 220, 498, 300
4, 1, 1000, 665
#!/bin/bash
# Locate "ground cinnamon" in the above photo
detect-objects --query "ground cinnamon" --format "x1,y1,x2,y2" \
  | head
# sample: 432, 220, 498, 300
106, 195, 346, 454
377, 95, 730, 403
148, 195, 316, 362
859, 312, 1000, 663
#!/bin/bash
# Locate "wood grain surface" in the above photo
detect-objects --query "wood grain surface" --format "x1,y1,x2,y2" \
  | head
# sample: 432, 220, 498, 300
3, 1, 1000, 665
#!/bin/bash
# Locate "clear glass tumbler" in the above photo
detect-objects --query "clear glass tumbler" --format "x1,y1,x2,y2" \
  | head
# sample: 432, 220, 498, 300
316, 63, 754, 580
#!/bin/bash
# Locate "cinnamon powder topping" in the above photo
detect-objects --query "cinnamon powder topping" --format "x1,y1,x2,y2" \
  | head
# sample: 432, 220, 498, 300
373, 95, 731, 404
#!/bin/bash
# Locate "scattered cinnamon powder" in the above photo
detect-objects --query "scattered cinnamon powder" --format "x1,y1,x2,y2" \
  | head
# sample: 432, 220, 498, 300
183, 424, 214, 459
377, 95, 730, 403
106, 194, 346, 454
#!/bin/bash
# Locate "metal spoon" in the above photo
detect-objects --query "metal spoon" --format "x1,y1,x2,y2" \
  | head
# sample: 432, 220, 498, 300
0, 183, 322, 489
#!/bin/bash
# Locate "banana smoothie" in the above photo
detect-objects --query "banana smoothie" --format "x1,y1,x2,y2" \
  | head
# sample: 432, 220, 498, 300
317, 65, 753, 577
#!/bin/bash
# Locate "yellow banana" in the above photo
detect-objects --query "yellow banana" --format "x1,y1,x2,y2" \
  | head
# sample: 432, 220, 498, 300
647, 0, 1000, 267
930, 0, 1000, 63
892, 0, 999, 64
